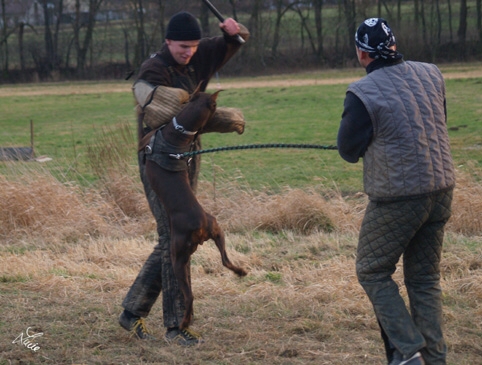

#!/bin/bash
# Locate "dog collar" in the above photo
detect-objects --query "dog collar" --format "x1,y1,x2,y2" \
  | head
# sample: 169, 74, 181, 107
172, 117, 197, 135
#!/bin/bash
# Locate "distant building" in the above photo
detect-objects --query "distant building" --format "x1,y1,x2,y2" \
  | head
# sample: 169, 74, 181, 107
0, 0, 127, 28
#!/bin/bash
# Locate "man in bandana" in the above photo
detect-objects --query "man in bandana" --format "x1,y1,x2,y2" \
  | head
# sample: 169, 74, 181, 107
337, 18, 455, 365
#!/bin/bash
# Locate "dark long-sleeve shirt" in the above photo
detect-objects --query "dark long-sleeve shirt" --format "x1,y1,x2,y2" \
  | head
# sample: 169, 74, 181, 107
337, 58, 403, 163
337, 57, 447, 164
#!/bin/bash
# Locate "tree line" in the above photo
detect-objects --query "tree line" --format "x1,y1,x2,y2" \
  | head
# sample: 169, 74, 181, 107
1, 0, 481, 84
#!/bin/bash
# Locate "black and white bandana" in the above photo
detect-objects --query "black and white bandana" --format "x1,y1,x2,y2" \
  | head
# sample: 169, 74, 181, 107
355, 18, 402, 60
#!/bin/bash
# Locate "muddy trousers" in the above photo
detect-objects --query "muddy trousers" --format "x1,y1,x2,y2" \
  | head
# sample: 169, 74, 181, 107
356, 189, 453, 365
121, 150, 198, 329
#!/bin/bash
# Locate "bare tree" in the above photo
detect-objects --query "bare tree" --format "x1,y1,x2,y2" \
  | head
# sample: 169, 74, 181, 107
200, 1, 210, 37
377, 0, 392, 19
228, 0, 239, 21
447, 0, 454, 43
1, 0, 8, 73
3, 0, 482, 82
477, 0, 482, 41
457, 0, 468, 44
157, 0, 165, 40
292, 2, 319, 57
271, 0, 299, 58
313, 0, 324, 61
342, 0, 356, 60
414, 0, 420, 34
131, 0, 167, 65
18, 21, 36, 74
18, 21, 25, 72
73, 0, 104, 73
396, 0, 402, 29
248, 0, 265, 66
435, 0, 442, 47
419, 0, 428, 47
53, 0, 64, 67
131, 0, 147, 66
26, 0, 64, 77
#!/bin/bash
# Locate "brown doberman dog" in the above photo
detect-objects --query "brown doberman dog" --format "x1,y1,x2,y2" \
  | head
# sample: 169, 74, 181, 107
139, 88, 247, 331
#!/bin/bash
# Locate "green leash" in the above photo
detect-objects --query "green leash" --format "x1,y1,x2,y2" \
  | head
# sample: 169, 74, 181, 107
168, 143, 338, 160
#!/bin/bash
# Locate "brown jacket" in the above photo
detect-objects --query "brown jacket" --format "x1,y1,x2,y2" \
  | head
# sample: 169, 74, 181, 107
136, 24, 249, 94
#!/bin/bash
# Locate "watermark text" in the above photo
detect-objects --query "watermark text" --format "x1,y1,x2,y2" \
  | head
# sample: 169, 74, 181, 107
12, 327, 43, 352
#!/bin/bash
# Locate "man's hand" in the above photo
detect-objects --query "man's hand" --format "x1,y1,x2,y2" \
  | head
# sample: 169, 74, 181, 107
220, 18, 240, 36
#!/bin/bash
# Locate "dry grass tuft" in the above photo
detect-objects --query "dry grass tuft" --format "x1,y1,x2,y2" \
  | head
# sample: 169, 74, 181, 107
86, 123, 148, 218
1, 159, 481, 248
199, 183, 365, 235
0, 127, 152, 244
248, 189, 336, 233
448, 165, 482, 235
0, 172, 110, 242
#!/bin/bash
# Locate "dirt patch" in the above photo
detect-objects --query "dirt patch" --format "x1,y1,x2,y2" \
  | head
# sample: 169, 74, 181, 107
1, 70, 481, 97
219, 69, 482, 89
0, 83, 131, 97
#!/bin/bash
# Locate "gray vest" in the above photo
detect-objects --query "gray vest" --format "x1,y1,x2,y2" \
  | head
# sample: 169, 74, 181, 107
348, 61, 455, 201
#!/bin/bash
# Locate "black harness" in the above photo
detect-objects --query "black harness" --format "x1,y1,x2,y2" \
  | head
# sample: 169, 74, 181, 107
144, 126, 198, 171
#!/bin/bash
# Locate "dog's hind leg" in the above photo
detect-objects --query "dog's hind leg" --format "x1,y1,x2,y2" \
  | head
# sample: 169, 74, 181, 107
170, 233, 195, 330
207, 214, 248, 277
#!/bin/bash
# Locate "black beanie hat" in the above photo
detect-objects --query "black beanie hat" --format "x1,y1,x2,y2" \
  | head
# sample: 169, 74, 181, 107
166, 12, 201, 41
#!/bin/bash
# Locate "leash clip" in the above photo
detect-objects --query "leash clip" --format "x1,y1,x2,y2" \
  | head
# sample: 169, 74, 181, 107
169, 153, 183, 160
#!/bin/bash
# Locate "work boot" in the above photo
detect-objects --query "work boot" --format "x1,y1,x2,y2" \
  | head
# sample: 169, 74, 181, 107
165, 327, 204, 346
389, 351, 425, 365
119, 310, 156, 340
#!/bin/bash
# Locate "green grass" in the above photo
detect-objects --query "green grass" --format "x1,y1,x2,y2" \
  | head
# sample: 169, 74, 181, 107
444, 78, 482, 170
200, 83, 353, 192
0, 84, 136, 182
1, 67, 481, 192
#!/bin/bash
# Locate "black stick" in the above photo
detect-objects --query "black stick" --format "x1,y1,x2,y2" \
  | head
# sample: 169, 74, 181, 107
201, 0, 245, 44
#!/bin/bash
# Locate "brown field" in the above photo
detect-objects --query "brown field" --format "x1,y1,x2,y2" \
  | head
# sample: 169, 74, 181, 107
1, 162, 481, 364
1, 75, 482, 365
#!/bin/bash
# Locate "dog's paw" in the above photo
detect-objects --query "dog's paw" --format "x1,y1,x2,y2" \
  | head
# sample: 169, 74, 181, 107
236, 267, 248, 277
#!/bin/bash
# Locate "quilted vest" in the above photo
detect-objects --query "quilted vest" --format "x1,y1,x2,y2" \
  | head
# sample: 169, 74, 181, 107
348, 61, 455, 201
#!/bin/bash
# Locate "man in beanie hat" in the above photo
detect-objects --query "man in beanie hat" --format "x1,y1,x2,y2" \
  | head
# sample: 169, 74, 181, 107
165, 11, 202, 41
337, 18, 455, 365
119, 11, 249, 346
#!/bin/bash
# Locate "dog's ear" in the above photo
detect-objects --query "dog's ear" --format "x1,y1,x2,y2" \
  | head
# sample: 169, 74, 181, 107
211, 89, 223, 102
189, 82, 204, 101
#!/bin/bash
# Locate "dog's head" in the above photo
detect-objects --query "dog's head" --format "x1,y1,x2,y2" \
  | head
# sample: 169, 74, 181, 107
176, 88, 222, 133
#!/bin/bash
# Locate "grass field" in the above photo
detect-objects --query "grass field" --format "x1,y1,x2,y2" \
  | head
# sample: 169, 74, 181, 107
1, 66, 482, 364
1, 64, 482, 191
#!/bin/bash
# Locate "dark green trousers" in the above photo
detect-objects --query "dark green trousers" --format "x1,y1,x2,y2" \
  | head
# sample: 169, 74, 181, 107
356, 189, 453, 365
